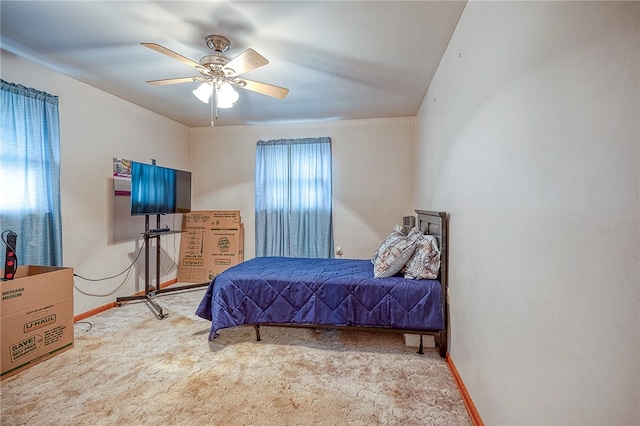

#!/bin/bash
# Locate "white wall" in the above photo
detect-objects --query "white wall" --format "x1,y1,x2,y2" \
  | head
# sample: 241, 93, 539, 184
416, 2, 639, 425
190, 117, 416, 260
1, 50, 191, 315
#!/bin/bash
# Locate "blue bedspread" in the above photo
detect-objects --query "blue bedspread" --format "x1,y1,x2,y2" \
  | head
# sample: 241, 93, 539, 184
195, 257, 444, 341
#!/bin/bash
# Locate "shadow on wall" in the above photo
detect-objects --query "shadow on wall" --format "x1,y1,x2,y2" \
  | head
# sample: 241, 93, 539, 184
127, 243, 179, 288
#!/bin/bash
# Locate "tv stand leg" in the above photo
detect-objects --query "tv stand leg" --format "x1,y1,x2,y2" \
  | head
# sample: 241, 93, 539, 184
114, 294, 166, 319
146, 294, 166, 319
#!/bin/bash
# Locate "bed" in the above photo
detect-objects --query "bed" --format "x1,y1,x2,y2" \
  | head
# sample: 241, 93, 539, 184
195, 210, 449, 357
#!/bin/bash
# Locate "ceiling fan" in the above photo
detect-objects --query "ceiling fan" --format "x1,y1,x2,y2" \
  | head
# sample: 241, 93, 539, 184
142, 35, 289, 124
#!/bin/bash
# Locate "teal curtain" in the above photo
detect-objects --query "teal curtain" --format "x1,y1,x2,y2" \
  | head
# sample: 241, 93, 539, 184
0, 80, 63, 266
255, 137, 333, 258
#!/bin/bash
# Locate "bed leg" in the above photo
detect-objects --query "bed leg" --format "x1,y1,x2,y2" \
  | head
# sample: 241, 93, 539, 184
254, 324, 261, 341
437, 330, 447, 358
417, 335, 424, 355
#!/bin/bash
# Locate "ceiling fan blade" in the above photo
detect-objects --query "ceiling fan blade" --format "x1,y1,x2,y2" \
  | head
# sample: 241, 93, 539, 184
146, 77, 201, 86
235, 78, 289, 99
141, 42, 202, 70
224, 48, 269, 76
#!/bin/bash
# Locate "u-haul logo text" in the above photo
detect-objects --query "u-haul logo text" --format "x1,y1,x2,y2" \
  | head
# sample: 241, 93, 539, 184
23, 315, 56, 333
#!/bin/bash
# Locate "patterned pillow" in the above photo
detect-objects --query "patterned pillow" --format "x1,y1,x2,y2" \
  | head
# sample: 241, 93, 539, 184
403, 228, 441, 279
373, 231, 417, 278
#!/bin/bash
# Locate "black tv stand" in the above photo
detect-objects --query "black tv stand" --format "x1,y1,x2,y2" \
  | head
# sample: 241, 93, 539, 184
116, 214, 209, 319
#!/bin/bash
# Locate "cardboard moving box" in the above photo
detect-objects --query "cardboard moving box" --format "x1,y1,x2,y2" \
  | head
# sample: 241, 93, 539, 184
178, 211, 244, 283
1, 266, 74, 380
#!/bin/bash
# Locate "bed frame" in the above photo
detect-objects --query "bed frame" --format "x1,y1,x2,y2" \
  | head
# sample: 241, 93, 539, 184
253, 210, 450, 358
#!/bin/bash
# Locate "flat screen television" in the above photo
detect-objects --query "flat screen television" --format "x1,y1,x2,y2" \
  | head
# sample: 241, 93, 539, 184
130, 161, 192, 216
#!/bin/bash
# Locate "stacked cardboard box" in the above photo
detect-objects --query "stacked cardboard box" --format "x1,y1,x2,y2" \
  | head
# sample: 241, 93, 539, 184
1, 266, 74, 380
178, 210, 244, 283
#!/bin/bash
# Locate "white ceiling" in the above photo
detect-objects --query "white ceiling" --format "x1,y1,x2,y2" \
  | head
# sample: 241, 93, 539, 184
0, 1, 466, 128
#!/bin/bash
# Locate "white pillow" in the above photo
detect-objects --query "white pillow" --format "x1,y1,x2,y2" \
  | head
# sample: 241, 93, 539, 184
373, 231, 417, 278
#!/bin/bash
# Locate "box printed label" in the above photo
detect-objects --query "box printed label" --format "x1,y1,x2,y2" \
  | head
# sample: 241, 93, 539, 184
23, 314, 56, 333
181, 231, 206, 257
2, 287, 24, 301
10, 335, 43, 362
184, 213, 211, 229
182, 258, 204, 267
210, 211, 240, 227
44, 325, 66, 346
217, 237, 230, 252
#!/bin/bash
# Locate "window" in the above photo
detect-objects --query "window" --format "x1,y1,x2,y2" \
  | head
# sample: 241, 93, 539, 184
255, 137, 333, 258
0, 80, 63, 266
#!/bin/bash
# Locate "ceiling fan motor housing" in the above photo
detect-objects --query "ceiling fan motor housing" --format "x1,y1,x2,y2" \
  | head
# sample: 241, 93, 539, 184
206, 35, 230, 53
198, 54, 233, 82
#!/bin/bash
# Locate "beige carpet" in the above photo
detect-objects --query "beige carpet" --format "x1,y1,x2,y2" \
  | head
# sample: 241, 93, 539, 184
1, 287, 472, 425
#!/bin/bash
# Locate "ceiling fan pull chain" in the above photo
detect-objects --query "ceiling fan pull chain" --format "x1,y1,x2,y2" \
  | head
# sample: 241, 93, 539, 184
210, 84, 215, 127
214, 86, 219, 126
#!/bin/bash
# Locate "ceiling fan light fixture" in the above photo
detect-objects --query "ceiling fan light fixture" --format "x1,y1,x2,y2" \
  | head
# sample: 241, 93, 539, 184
144, 34, 288, 124
216, 82, 239, 108
193, 82, 213, 103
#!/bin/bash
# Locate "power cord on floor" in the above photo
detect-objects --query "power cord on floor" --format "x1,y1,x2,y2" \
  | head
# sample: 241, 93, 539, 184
74, 321, 93, 332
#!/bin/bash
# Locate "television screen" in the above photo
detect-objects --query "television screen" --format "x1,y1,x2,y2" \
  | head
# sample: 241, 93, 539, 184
130, 162, 192, 216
